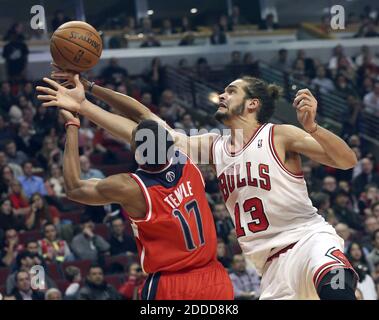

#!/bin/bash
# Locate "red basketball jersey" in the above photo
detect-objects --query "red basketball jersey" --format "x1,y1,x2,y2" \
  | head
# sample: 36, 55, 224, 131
126, 150, 217, 274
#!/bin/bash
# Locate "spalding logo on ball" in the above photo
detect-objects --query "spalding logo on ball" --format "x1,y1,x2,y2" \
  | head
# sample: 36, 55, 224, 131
50, 21, 103, 72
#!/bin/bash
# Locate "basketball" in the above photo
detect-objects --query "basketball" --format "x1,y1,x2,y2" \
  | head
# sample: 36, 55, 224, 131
50, 21, 103, 72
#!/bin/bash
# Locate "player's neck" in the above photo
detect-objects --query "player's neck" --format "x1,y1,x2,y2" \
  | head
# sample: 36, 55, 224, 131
229, 118, 261, 147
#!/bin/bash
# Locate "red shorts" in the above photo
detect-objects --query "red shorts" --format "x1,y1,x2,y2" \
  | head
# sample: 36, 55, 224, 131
140, 260, 234, 300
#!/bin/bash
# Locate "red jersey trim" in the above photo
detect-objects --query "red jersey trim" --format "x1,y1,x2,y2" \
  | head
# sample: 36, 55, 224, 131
223, 123, 267, 157
268, 125, 304, 179
128, 173, 153, 223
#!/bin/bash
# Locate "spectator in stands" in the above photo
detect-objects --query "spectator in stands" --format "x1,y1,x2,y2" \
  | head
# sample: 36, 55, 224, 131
179, 32, 195, 46
64, 265, 82, 299
226, 51, 244, 80
160, 19, 176, 35
38, 222, 73, 263
0, 198, 23, 231
142, 57, 167, 105
45, 288, 62, 300
11, 271, 44, 300
159, 89, 184, 123
140, 92, 158, 114
79, 155, 105, 180
332, 191, 363, 230
210, 24, 227, 45
0, 82, 16, 114
217, 239, 232, 269
8, 179, 30, 218
219, 14, 232, 32
46, 163, 66, 198
17, 161, 47, 198
139, 17, 153, 35
312, 192, 337, 225
229, 5, 248, 27
353, 158, 379, 197
213, 203, 235, 244
335, 223, 353, 253
372, 202, 379, 220
271, 48, 291, 73
174, 113, 196, 135
354, 263, 378, 300
25, 193, 60, 230
328, 45, 355, 78
71, 215, 110, 262
180, 16, 196, 33
363, 81, 379, 116
341, 95, 362, 139
243, 52, 260, 77
229, 254, 260, 300
100, 58, 128, 85
347, 242, 373, 273
367, 230, 379, 271
79, 265, 121, 300
108, 217, 137, 256
259, 13, 279, 31
140, 34, 161, 48
0, 228, 24, 267
362, 19, 379, 37
311, 66, 335, 94
14, 121, 35, 156
361, 216, 379, 252
0, 165, 14, 197
124, 17, 137, 36
291, 58, 310, 83
36, 136, 63, 171
118, 262, 145, 300
321, 175, 338, 201
2, 27, 29, 82
51, 10, 70, 31
25, 240, 39, 255
4, 140, 28, 167
335, 74, 358, 97
6, 250, 56, 295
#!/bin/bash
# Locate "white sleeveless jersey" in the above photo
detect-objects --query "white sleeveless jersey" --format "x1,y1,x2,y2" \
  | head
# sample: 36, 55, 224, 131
212, 123, 333, 275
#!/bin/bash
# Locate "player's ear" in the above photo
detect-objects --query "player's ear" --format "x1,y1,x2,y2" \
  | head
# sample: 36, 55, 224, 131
246, 98, 260, 113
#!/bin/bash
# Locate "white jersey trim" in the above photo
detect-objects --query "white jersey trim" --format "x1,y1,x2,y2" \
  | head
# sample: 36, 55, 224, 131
128, 173, 153, 223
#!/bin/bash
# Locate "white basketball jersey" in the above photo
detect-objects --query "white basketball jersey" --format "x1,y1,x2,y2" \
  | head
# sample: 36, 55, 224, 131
212, 123, 331, 275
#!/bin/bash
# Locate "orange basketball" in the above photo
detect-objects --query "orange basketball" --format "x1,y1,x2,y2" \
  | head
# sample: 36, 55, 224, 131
50, 21, 103, 72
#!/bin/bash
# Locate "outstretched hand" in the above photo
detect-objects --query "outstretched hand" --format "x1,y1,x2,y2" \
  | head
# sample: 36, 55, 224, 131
293, 88, 318, 133
36, 75, 86, 113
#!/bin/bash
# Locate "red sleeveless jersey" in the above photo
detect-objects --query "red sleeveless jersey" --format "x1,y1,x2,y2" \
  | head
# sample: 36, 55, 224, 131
126, 150, 217, 274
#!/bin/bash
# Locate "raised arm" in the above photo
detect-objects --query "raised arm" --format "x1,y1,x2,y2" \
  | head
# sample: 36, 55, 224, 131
282, 88, 357, 169
49, 71, 219, 164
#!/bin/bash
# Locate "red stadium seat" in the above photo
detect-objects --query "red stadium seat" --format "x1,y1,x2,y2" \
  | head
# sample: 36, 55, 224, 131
60, 210, 84, 224
56, 279, 70, 293
94, 224, 109, 240
105, 255, 130, 271
104, 274, 125, 290
0, 267, 10, 284
47, 263, 63, 280
62, 259, 92, 278
18, 230, 42, 244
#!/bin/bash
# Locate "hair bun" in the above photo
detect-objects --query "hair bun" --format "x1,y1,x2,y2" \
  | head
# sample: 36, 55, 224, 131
267, 84, 282, 100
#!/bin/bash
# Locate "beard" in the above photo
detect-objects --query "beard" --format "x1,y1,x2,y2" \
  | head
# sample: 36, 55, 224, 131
214, 102, 246, 123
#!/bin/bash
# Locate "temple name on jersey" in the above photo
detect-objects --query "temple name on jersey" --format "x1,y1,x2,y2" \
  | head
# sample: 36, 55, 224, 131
163, 181, 194, 209
218, 162, 271, 202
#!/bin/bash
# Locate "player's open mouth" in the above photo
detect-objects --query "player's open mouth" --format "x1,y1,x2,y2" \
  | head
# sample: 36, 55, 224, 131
218, 102, 227, 109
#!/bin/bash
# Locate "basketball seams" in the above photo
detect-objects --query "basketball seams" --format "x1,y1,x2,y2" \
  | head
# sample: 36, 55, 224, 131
51, 38, 89, 71
52, 34, 101, 58
55, 26, 102, 54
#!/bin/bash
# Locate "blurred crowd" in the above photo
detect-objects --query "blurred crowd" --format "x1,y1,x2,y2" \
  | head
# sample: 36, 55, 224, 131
0, 4, 379, 301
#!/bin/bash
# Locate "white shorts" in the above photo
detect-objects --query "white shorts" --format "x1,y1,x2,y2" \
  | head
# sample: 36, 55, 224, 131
259, 231, 355, 300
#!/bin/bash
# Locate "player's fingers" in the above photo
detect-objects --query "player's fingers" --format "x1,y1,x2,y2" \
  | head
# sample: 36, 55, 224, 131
293, 93, 312, 105
296, 88, 315, 99
37, 94, 57, 101
36, 86, 57, 96
60, 80, 74, 88
43, 77, 61, 90
50, 62, 62, 71
293, 96, 312, 108
42, 101, 58, 108
73, 74, 82, 87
